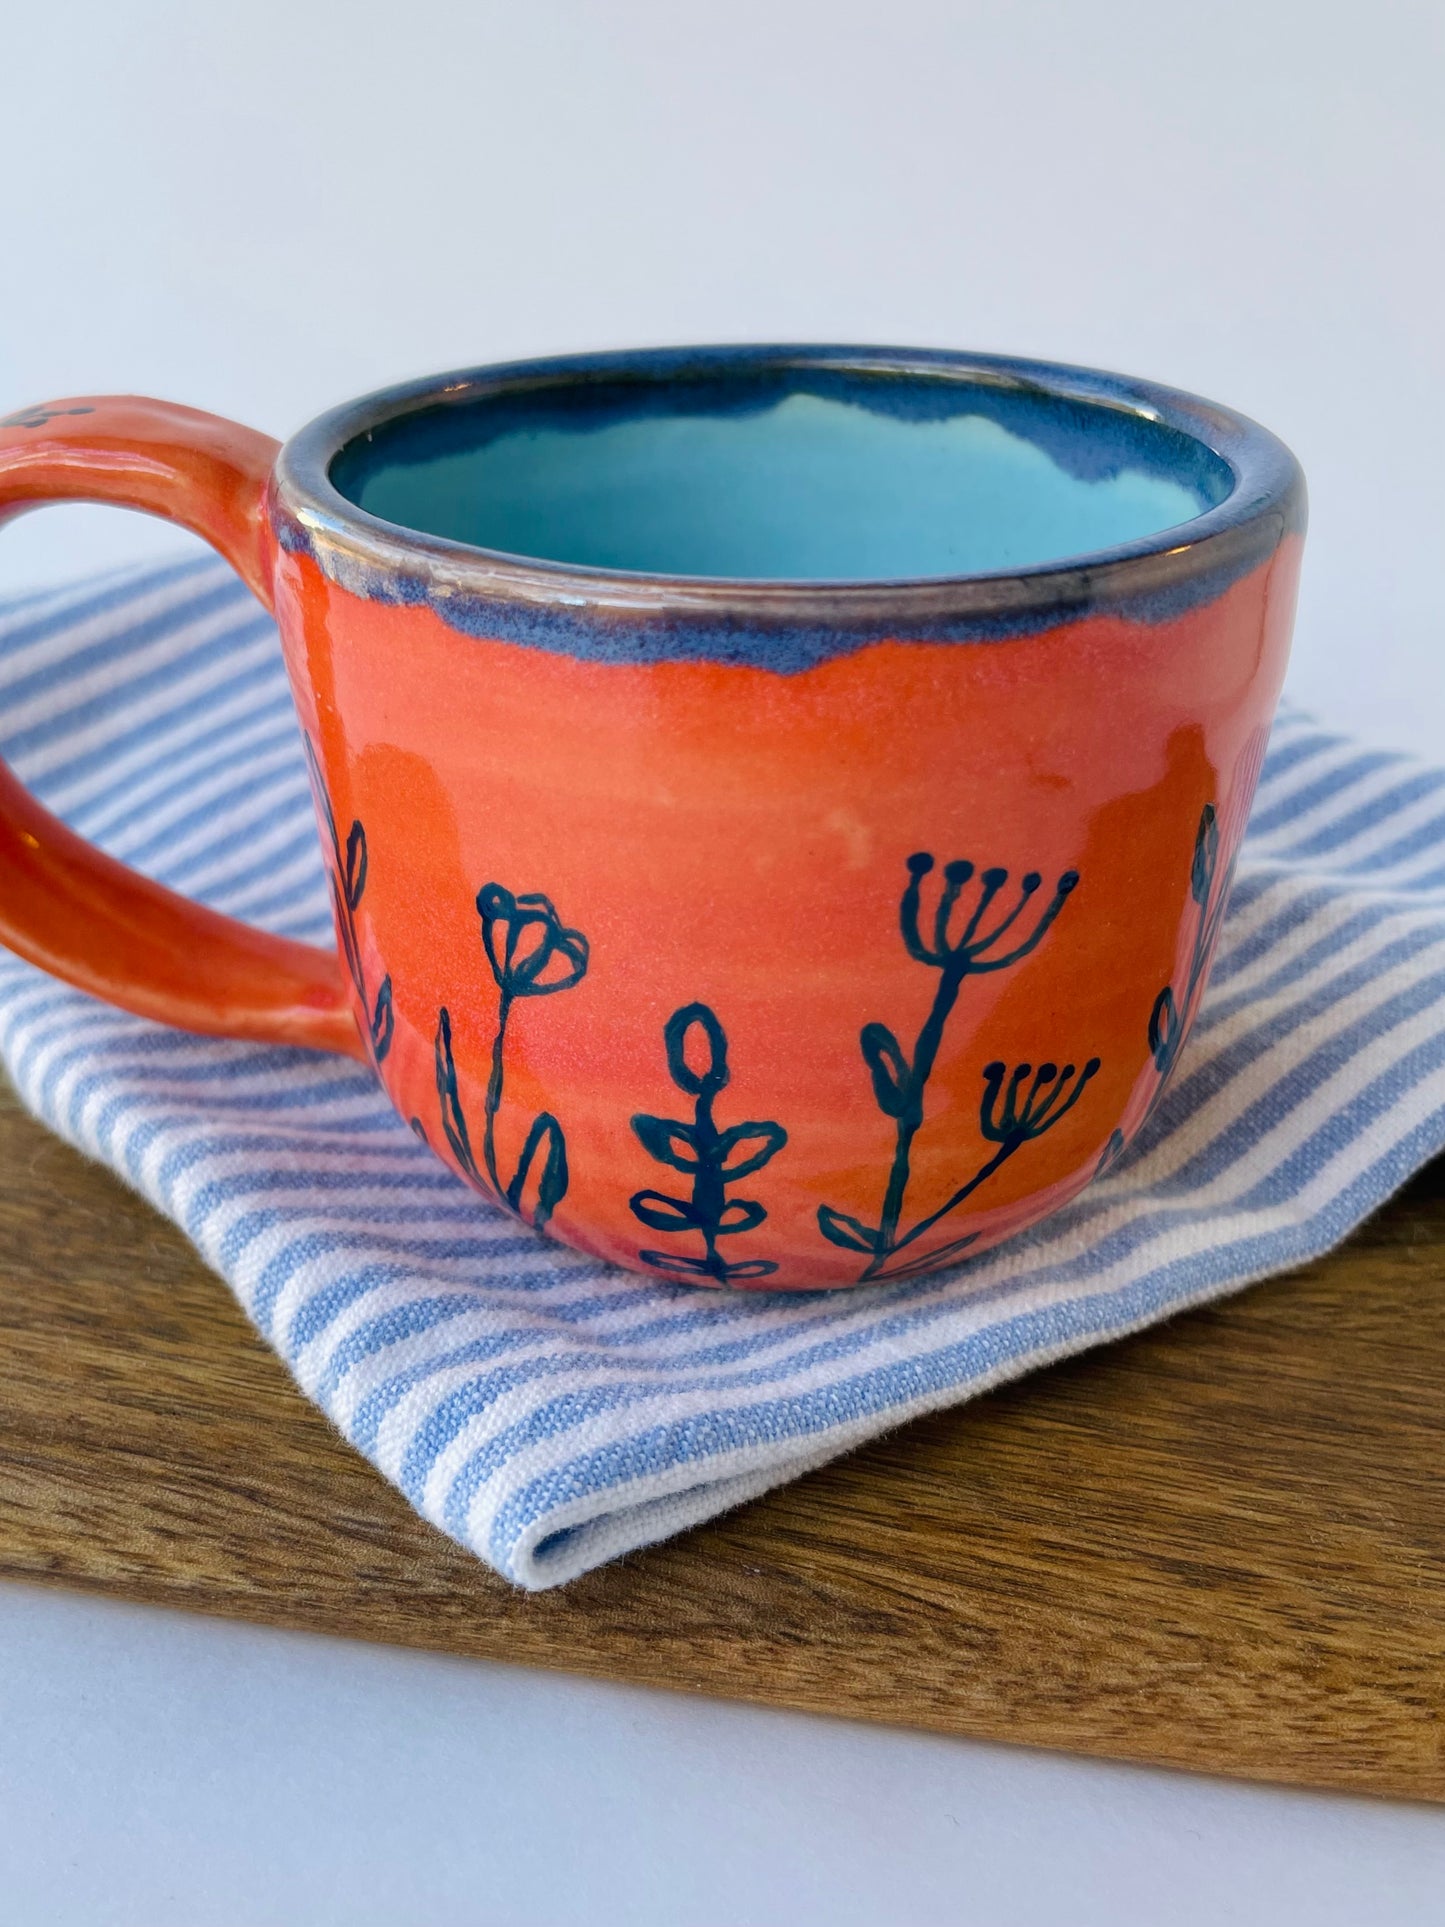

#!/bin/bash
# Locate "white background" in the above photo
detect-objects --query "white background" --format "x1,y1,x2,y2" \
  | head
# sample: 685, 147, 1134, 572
3, 0, 1444, 752
2, 3, 1444, 1918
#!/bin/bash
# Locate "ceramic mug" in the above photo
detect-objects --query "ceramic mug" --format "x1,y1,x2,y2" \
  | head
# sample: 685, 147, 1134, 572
0, 346, 1305, 1289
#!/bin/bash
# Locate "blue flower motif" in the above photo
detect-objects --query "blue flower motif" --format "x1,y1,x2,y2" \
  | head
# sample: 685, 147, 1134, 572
433, 879, 590, 1233
477, 885, 589, 1000
302, 735, 392, 1064
820, 849, 1097, 1281
629, 1003, 787, 1286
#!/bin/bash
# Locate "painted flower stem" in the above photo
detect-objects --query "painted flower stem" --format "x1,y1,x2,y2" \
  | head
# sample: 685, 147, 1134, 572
434, 883, 588, 1232
681, 1076, 728, 1279
302, 734, 392, 1063
483, 987, 514, 1201
1098, 799, 1229, 1181
870, 1137, 1010, 1277
868, 1056, 1100, 1278
869, 955, 967, 1265
1148, 803, 1226, 1081
820, 850, 1097, 1282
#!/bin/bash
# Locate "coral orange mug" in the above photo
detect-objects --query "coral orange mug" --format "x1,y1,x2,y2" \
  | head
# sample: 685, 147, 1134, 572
0, 347, 1304, 1289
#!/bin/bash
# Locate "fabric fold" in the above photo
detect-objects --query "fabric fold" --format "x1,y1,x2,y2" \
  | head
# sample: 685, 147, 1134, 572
2, 558, 1441, 1588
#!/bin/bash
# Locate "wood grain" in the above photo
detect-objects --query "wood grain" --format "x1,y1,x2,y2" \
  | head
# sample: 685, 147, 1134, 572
0, 1074, 1442, 1800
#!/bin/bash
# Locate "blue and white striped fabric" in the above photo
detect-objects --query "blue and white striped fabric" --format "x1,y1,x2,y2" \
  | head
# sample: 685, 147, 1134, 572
3, 556, 1443, 1589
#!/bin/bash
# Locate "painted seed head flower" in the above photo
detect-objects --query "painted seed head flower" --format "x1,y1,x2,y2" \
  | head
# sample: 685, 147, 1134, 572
900, 853, 1079, 973
979, 1057, 1101, 1146
476, 884, 589, 999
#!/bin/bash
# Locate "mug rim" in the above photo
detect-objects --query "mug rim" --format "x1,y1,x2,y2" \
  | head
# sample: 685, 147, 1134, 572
270, 343, 1306, 658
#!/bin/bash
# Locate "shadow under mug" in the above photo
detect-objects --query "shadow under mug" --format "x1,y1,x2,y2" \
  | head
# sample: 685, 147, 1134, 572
0, 346, 1305, 1289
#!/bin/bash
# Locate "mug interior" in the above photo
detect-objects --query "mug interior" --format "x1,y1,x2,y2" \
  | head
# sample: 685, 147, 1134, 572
328, 363, 1235, 584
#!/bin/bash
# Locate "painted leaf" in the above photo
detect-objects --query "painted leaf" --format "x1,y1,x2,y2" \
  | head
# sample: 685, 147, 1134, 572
880, 1232, 980, 1279
1148, 985, 1178, 1071
1096, 1127, 1126, 1176
716, 1197, 766, 1236
629, 1189, 700, 1233
816, 1204, 881, 1254
344, 820, 367, 912
434, 1006, 479, 1185
717, 1258, 779, 1281
639, 1249, 715, 1275
860, 1021, 908, 1117
370, 976, 394, 1061
631, 1112, 701, 1173
507, 1111, 569, 1230
1190, 803, 1219, 908
715, 1120, 787, 1180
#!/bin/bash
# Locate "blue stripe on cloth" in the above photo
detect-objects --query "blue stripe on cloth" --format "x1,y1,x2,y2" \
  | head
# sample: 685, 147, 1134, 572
2, 559, 1444, 1588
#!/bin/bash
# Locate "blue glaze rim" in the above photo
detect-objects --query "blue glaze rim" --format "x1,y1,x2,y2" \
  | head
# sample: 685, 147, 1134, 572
270, 344, 1306, 671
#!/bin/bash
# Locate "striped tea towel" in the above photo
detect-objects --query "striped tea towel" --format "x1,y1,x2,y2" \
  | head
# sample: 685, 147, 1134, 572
2, 555, 1443, 1590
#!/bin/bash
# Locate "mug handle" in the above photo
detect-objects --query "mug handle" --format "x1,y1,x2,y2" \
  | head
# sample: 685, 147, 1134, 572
0, 396, 363, 1058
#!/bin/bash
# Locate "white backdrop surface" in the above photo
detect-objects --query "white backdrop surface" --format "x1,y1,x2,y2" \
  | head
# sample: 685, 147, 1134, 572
2, 4, 1443, 1918
1, 1581, 1443, 1927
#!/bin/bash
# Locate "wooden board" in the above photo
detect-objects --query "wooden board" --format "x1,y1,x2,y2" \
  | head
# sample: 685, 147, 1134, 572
0, 1074, 1443, 1802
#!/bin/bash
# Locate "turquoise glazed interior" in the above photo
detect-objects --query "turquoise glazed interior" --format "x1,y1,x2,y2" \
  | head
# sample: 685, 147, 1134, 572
331, 366, 1234, 583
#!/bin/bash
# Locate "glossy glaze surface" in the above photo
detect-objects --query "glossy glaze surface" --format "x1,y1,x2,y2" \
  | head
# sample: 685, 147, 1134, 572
331, 372, 1226, 581
276, 539, 1298, 1287
0, 397, 358, 1055
0, 348, 1306, 1287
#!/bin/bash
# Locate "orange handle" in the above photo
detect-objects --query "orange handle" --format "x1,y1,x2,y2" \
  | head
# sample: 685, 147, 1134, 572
0, 397, 363, 1058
